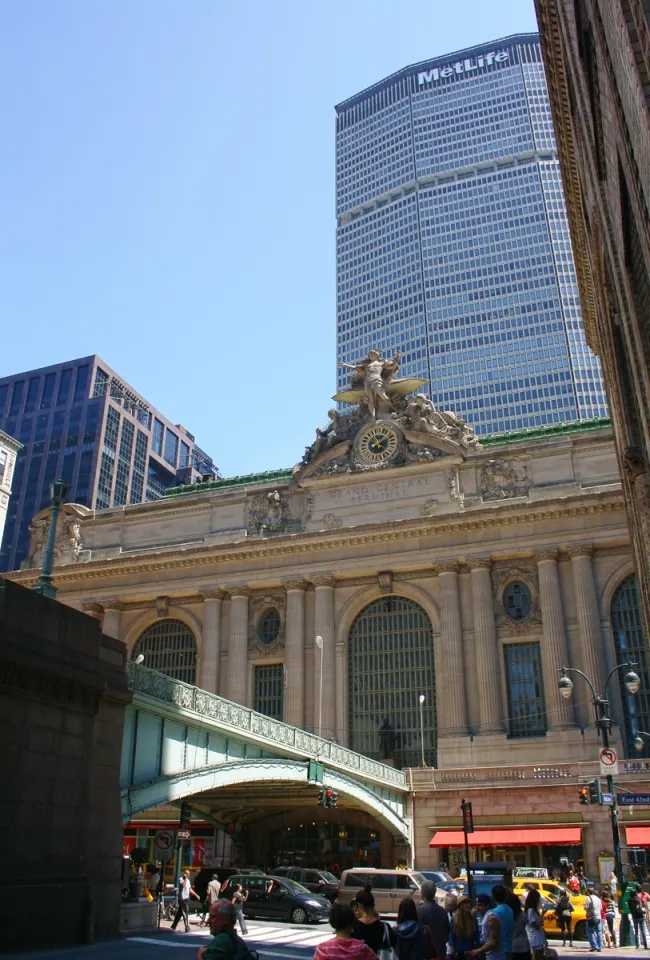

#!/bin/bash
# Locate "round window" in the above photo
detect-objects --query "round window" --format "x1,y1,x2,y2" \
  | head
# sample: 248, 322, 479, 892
504, 581, 531, 621
258, 608, 281, 645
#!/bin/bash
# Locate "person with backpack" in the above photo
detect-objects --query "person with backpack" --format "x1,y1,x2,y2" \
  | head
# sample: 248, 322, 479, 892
584, 885, 603, 953
198, 899, 257, 960
554, 890, 573, 947
629, 883, 648, 949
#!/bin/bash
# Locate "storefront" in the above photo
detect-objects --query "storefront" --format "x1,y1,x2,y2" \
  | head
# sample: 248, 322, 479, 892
429, 827, 583, 871
270, 822, 381, 871
123, 822, 236, 873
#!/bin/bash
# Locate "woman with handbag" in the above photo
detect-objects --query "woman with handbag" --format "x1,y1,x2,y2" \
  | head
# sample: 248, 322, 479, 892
352, 887, 397, 957
553, 891, 573, 947
449, 896, 480, 960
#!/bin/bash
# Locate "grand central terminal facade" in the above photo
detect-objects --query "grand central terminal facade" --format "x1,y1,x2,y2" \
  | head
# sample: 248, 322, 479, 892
7, 354, 650, 875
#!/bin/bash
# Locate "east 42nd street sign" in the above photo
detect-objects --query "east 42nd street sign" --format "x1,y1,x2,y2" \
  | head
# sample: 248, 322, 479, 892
617, 793, 650, 805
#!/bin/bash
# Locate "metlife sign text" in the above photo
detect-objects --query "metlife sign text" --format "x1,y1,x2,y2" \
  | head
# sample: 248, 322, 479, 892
417, 50, 510, 86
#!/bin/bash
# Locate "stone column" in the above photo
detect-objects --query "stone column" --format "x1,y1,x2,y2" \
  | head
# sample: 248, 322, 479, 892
283, 579, 306, 727
469, 559, 504, 734
435, 562, 469, 736
569, 545, 604, 694
536, 551, 575, 730
200, 589, 224, 694
313, 576, 336, 740
101, 599, 122, 639
227, 587, 250, 706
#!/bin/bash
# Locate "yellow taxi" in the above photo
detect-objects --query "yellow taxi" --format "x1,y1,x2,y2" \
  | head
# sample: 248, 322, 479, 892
514, 879, 588, 941
513, 877, 587, 907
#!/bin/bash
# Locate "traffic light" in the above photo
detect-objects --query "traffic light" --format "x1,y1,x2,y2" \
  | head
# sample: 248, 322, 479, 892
588, 780, 603, 805
317, 788, 338, 808
180, 800, 192, 826
579, 786, 589, 805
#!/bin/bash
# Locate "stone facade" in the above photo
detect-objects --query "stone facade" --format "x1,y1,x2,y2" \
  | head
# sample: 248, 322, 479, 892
533, 0, 650, 659
5, 418, 647, 875
0, 579, 131, 951
0, 428, 22, 549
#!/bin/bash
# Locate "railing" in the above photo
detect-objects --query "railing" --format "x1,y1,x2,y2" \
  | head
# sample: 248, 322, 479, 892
126, 662, 407, 790
409, 761, 650, 789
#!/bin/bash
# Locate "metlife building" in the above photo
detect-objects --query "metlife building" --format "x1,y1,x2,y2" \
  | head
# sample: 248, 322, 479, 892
335, 34, 607, 434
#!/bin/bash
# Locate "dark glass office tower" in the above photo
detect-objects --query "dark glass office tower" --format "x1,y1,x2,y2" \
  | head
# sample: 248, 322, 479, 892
335, 34, 607, 432
0, 356, 216, 572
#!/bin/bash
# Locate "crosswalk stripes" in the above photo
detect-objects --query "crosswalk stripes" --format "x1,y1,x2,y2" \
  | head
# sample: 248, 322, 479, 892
245, 920, 332, 948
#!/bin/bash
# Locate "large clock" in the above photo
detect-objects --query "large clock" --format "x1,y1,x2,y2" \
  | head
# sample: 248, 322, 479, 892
356, 422, 400, 465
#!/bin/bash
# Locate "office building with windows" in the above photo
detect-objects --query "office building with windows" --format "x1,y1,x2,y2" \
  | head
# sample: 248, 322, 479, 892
0, 429, 22, 550
0, 356, 216, 572
335, 33, 608, 434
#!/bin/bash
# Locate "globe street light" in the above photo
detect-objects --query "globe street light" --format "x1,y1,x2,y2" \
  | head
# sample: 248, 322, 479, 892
31, 479, 69, 600
558, 662, 642, 946
419, 694, 426, 768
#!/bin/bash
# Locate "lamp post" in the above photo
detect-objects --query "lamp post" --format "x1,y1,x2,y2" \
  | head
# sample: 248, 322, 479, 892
633, 731, 650, 754
419, 694, 427, 767
31, 479, 69, 600
559, 663, 641, 946
315, 635, 324, 738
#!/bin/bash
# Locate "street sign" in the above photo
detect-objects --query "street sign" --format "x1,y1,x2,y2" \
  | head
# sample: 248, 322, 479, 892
155, 829, 176, 859
600, 747, 618, 776
601, 792, 614, 805
617, 793, 650, 806
177, 828, 191, 840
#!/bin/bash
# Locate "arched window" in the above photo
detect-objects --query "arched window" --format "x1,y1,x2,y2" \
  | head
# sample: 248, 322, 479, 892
348, 596, 436, 769
132, 619, 197, 684
611, 576, 650, 756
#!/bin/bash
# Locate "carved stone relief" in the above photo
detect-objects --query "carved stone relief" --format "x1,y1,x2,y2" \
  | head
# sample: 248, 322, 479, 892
491, 562, 541, 635
480, 457, 531, 501
248, 490, 291, 535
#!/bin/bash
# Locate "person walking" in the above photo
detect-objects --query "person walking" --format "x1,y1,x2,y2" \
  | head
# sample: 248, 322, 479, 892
171, 869, 201, 933
417, 880, 450, 960
523, 890, 546, 960
468, 894, 505, 960
352, 887, 396, 955
554, 890, 573, 946
314, 903, 378, 960
231, 883, 248, 936
629, 884, 648, 949
600, 892, 615, 948
394, 898, 427, 960
577, 869, 588, 896
491, 886, 514, 960
449, 896, 480, 960
585, 886, 603, 953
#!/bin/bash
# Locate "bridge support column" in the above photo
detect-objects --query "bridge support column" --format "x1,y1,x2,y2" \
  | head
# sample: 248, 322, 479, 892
200, 589, 224, 694
227, 587, 250, 705
283, 580, 306, 726
313, 576, 336, 740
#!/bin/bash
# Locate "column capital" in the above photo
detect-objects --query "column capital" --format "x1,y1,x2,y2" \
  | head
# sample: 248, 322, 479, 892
228, 585, 251, 599
283, 578, 308, 592
536, 549, 560, 564
311, 575, 336, 588
82, 601, 103, 618
433, 561, 459, 576
97, 597, 123, 612
201, 588, 225, 602
567, 543, 593, 561
467, 557, 492, 573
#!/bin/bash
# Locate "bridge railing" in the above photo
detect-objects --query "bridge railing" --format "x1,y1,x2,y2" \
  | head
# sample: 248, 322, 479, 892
126, 661, 407, 790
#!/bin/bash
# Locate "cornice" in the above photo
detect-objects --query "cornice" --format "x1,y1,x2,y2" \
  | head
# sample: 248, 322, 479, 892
5, 489, 626, 589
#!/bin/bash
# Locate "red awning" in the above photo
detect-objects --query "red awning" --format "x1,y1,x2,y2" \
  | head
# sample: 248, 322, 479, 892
625, 827, 650, 846
429, 827, 582, 848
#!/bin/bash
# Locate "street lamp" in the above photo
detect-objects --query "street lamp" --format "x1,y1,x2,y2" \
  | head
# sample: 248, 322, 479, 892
419, 694, 427, 767
558, 662, 642, 946
31, 479, 69, 600
315, 635, 324, 738
633, 731, 650, 753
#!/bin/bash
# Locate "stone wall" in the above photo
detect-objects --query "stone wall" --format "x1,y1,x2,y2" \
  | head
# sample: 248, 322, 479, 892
0, 579, 131, 951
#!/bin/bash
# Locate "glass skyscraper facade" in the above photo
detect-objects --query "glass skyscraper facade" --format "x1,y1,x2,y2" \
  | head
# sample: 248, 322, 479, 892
335, 34, 607, 433
0, 356, 216, 573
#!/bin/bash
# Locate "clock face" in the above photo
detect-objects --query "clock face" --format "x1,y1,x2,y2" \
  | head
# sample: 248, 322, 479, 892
357, 423, 400, 464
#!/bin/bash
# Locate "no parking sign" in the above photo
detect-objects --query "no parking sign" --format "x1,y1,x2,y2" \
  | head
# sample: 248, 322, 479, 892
155, 829, 176, 860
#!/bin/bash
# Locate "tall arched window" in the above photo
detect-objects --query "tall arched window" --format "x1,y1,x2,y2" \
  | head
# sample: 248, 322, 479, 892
611, 576, 650, 756
348, 596, 436, 769
132, 619, 197, 684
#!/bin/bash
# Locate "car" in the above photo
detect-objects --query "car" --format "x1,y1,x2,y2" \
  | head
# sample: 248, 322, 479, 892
337, 868, 435, 916
220, 873, 330, 924
437, 876, 505, 900
419, 870, 453, 885
513, 878, 587, 908
273, 867, 339, 902
537, 895, 588, 942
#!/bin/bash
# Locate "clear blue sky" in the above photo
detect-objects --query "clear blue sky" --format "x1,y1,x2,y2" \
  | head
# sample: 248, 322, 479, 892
1, 0, 538, 477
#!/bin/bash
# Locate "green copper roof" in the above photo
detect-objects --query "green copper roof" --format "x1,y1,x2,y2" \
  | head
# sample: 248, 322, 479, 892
163, 417, 611, 499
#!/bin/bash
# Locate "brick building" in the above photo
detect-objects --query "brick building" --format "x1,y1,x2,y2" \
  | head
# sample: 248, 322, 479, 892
533, 1, 650, 646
